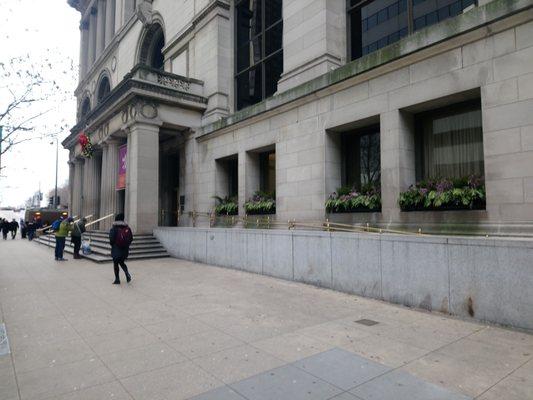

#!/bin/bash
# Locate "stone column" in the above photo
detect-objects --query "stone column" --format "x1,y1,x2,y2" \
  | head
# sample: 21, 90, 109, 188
125, 121, 161, 234
104, 0, 116, 47
99, 139, 120, 230
88, 7, 97, 66
96, 0, 106, 58
82, 152, 102, 220
79, 20, 89, 78
72, 159, 84, 218
68, 161, 75, 215
380, 110, 416, 221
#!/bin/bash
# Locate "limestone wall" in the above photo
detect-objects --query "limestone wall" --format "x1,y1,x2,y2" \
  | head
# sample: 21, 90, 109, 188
154, 226, 533, 331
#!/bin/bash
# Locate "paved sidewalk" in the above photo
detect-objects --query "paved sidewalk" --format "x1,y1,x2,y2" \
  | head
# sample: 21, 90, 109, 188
0, 240, 531, 400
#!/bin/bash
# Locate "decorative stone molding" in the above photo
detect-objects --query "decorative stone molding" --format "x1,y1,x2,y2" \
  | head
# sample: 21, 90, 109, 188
121, 100, 159, 125
157, 74, 191, 91
137, 0, 154, 27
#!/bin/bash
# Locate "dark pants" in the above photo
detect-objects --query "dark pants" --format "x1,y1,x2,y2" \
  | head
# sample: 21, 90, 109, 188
21, 228, 27, 239
55, 237, 66, 259
11, 229, 17, 239
2, 231, 7, 240
28, 231, 35, 241
71, 236, 81, 257
113, 257, 130, 281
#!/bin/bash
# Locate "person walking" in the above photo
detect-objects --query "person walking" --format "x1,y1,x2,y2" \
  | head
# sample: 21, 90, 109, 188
20, 219, 27, 239
10, 219, 19, 239
109, 213, 133, 284
71, 217, 86, 259
27, 219, 36, 241
54, 217, 72, 261
1, 219, 9, 240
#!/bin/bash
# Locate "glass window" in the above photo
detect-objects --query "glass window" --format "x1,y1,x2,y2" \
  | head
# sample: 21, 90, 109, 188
349, 0, 408, 61
415, 100, 484, 180
342, 125, 381, 190
348, 0, 478, 60
260, 150, 276, 194
235, 0, 283, 110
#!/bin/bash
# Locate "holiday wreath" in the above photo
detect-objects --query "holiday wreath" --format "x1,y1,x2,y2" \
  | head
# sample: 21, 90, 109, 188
78, 132, 94, 158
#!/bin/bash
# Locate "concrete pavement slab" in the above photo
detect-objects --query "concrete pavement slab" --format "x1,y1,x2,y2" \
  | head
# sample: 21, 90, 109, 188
292, 348, 391, 391
0, 240, 531, 400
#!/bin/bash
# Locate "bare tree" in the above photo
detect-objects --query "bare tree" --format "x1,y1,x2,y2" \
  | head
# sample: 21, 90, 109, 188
0, 54, 76, 173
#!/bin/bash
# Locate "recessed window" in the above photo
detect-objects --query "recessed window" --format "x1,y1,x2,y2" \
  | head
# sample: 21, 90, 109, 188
348, 0, 477, 61
97, 76, 110, 104
415, 100, 484, 180
259, 150, 276, 194
235, 0, 283, 111
80, 97, 91, 118
342, 125, 381, 190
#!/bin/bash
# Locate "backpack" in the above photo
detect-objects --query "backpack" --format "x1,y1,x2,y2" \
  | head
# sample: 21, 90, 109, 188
115, 226, 133, 248
51, 219, 61, 231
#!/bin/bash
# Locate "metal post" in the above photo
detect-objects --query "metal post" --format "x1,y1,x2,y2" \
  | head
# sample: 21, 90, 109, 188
54, 137, 59, 208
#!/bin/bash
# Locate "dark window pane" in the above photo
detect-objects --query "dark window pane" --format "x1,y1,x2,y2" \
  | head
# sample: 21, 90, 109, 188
438, 7, 450, 20
265, 22, 282, 56
260, 151, 276, 194
377, 8, 388, 24
450, 1, 462, 16
236, 0, 262, 48
264, 53, 283, 98
414, 16, 425, 30
236, 64, 262, 110
265, 0, 282, 28
388, 3, 398, 17
349, 0, 408, 60
236, 35, 262, 73
426, 10, 438, 26
342, 126, 381, 190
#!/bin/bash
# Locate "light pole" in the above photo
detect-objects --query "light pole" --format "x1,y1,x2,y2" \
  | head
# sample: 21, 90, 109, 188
50, 137, 59, 208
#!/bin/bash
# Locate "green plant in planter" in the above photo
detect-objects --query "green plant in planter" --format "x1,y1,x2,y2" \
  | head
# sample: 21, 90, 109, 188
325, 184, 381, 213
399, 175, 485, 211
244, 191, 276, 215
213, 195, 238, 215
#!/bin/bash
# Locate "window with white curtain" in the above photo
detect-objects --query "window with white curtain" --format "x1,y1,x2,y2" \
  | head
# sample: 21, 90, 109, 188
414, 100, 484, 180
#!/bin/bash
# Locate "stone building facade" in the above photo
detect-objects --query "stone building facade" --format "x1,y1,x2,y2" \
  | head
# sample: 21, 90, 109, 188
64, 0, 533, 234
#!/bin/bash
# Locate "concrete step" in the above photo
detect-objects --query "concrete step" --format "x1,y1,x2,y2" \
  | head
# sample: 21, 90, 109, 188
34, 234, 170, 263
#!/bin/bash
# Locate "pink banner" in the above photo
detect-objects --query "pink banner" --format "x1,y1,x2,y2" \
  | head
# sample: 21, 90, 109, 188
117, 144, 127, 190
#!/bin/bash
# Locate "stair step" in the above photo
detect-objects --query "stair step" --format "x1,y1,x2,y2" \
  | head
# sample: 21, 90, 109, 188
34, 233, 170, 263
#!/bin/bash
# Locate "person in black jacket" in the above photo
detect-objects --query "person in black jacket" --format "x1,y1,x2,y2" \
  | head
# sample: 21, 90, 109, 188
1, 219, 9, 240
109, 213, 132, 284
10, 219, 19, 239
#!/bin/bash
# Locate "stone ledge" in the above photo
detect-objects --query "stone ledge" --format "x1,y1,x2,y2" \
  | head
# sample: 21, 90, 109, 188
199, 0, 533, 139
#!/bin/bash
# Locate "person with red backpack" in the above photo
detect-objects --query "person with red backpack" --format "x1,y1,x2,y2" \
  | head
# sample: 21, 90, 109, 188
109, 213, 133, 284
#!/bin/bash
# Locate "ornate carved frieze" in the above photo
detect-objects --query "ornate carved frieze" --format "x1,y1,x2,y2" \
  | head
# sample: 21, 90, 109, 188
157, 74, 191, 92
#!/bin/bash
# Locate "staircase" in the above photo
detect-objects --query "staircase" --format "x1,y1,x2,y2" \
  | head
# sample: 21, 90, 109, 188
35, 230, 170, 263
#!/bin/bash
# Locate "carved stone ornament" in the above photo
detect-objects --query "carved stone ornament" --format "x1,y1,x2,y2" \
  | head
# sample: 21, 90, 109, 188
137, 0, 153, 27
121, 100, 158, 124
157, 74, 191, 92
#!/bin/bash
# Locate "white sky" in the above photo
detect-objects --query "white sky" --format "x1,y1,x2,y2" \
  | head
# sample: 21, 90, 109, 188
0, 0, 80, 207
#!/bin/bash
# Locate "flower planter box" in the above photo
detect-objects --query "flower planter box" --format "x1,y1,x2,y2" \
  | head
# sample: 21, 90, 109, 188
327, 207, 381, 214
245, 208, 276, 216
400, 201, 486, 212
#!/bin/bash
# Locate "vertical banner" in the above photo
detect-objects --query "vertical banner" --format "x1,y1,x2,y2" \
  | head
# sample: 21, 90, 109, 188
117, 144, 127, 190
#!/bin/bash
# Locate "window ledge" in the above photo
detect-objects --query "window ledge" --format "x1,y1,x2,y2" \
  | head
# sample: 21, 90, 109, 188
198, 0, 532, 139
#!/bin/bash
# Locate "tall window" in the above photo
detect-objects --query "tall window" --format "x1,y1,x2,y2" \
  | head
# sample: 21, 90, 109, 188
139, 23, 165, 70
348, 0, 477, 60
97, 76, 111, 104
342, 125, 381, 190
415, 100, 483, 180
259, 150, 276, 194
235, 0, 283, 110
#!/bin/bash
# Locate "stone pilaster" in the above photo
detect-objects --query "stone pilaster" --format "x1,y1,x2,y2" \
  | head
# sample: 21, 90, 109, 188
72, 159, 84, 218
96, 0, 106, 58
125, 121, 161, 234
104, 0, 116, 47
88, 7, 97, 66
79, 20, 89, 78
278, 0, 346, 92
380, 110, 416, 221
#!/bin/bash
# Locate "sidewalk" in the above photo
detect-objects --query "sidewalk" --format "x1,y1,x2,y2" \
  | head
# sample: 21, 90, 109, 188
0, 240, 531, 400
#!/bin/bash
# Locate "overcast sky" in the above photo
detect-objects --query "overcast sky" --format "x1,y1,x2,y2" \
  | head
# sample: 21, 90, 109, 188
0, 0, 79, 207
